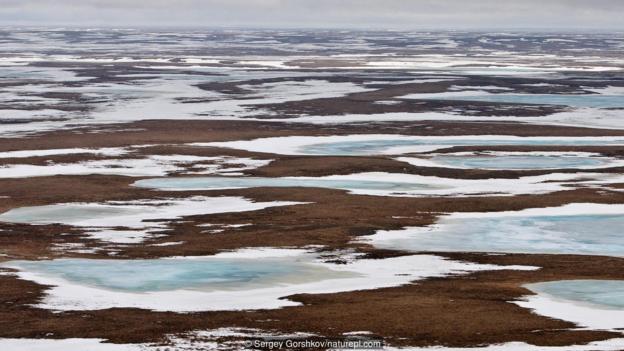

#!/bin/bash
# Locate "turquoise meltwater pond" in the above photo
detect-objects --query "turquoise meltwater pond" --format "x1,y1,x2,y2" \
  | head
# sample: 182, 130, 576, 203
526, 280, 624, 310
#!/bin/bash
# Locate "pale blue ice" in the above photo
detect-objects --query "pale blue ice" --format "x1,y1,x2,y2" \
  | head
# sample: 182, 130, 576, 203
133, 176, 442, 192
301, 138, 624, 156
7, 258, 313, 292
0, 205, 139, 224
415, 94, 624, 108
526, 280, 624, 309
430, 154, 611, 169
374, 214, 624, 257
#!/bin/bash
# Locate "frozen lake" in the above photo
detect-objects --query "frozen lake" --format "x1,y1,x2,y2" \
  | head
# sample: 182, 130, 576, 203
526, 280, 624, 310
427, 153, 617, 170
366, 204, 624, 257
133, 175, 444, 193
206, 135, 624, 156
4, 257, 348, 292
405, 93, 624, 108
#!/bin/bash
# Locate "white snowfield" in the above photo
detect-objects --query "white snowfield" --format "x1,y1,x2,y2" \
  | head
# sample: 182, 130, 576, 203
1, 248, 535, 312
386, 339, 624, 351
1, 334, 623, 351
0, 339, 140, 351
515, 293, 624, 331
0, 147, 128, 159
0, 154, 272, 178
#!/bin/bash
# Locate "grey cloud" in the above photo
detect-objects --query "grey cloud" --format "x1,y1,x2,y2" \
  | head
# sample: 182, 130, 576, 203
0, 0, 623, 29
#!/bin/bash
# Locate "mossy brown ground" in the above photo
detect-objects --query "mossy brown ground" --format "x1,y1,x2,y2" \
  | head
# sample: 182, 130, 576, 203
1, 120, 624, 348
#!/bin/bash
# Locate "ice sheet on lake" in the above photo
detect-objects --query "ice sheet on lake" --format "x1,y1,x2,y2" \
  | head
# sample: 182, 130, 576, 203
398, 151, 624, 170
201, 135, 624, 156
1, 248, 534, 312
364, 203, 624, 257
133, 172, 605, 197
401, 92, 624, 109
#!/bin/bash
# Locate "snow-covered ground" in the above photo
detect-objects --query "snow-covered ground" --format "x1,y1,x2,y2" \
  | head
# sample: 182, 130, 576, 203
0, 339, 141, 351
0, 147, 128, 159
0, 154, 272, 178
1, 331, 623, 351
387, 339, 624, 351
0, 76, 372, 136
516, 284, 624, 331
2, 29, 624, 350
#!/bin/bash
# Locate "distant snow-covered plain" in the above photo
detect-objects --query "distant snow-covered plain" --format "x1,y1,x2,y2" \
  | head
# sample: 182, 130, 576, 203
1, 30, 624, 136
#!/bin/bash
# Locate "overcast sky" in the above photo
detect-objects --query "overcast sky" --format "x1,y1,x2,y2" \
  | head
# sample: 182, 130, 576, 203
1, 0, 623, 30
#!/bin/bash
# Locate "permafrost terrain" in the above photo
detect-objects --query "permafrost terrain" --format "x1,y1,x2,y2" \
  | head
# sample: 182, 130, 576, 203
1, 29, 624, 350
